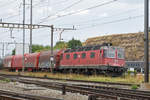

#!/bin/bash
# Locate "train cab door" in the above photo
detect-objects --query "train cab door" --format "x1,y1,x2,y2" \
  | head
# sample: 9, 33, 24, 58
78, 53, 81, 65
115, 49, 118, 65
99, 49, 103, 65
55, 54, 61, 68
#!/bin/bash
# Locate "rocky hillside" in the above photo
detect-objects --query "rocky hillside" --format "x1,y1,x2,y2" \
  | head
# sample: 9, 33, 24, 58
84, 32, 150, 61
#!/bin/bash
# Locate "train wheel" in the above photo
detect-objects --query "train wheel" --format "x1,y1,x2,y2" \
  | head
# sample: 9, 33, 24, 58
69, 69, 73, 74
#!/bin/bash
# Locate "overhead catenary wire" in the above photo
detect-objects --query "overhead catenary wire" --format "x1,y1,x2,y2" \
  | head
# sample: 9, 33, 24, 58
37, 0, 85, 24
78, 14, 143, 30
0, 0, 17, 8
38, 0, 118, 24
27, 0, 69, 8
59, 0, 84, 12
33, 14, 143, 44
59, 6, 143, 26
1, 1, 22, 21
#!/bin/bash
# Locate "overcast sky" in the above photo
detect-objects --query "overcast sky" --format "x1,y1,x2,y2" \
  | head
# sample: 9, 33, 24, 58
0, 0, 145, 56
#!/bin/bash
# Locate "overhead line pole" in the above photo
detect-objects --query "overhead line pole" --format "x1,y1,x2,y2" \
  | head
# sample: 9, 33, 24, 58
22, 0, 25, 72
2, 43, 4, 58
50, 25, 54, 73
30, 0, 33, 53
144, 0, 149, 83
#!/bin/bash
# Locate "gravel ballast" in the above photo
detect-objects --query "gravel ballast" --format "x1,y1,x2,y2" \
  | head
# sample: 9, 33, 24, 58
0, 81, 88, 100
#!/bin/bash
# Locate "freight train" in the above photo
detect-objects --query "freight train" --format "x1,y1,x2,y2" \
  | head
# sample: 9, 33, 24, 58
2, 43, 125, 76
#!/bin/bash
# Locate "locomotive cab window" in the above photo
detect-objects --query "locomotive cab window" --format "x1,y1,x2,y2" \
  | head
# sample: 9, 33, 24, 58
73, 54, 78, 59
104, 47, 115, 58
66, 54, 70, 59
104, 49, 107, 57
90, 52, 95, 58
82, 53, 86, 58
117, 48, 124, 59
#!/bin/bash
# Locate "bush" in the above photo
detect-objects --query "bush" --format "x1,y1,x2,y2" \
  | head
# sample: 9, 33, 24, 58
127, 70, 137, 76
3, 78, 11, 83
131, 85, 138, 90
127, 70, 132, 75
134, 70, 137, 74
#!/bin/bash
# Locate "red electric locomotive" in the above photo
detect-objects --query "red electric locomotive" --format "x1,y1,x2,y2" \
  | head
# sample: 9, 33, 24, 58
59, 44, 125, 76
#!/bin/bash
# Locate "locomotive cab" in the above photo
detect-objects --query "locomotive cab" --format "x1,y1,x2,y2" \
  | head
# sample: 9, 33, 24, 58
102, 46, 125, 66
101, 46, 125, 75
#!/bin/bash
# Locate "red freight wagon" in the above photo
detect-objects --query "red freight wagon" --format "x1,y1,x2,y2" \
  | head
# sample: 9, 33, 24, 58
38, 50, 59, 70
3, 56, 13, 68
24, 52, 40, 71
11, 55, 23, 71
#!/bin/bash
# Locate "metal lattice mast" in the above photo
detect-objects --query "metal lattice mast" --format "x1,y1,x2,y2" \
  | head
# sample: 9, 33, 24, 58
30, 0, 33, 53
22, 0, 25, 72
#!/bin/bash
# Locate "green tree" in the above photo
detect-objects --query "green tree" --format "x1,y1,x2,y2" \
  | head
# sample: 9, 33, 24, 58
12, 49, 15, 55
67, 38, 82, 49
12, 39, 82, 55
54, 41, 67, 49
12, 45, 50, 55
32, 45, 50, 53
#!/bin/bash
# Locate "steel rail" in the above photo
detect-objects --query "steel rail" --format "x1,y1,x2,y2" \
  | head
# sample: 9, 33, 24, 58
0, 89, 62, 100
3, 77, 150, 100
0, 73, 139, 86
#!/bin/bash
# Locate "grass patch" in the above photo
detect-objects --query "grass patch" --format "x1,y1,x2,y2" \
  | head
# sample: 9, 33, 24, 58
0, 70, 145, 84
131, 85, 138, 90
0, 78, 11, 83
3, 78, 11, 83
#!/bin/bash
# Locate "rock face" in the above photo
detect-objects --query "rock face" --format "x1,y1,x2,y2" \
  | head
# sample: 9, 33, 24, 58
84, 32, 149, 61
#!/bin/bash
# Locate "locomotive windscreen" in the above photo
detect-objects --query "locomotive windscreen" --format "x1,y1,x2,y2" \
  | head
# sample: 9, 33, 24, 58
103, 47, 115, 58
103, 46, 124, 59
117, 48, 124, 59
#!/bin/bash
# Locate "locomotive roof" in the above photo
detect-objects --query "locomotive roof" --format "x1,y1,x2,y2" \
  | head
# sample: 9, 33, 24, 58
64, 43, 112, 53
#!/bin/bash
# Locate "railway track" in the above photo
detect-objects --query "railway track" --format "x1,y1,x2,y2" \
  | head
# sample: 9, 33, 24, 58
0, 74, 149, 100
0, 89, 62, 100
15, 79, 150, 100
0, 73, 139, 86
